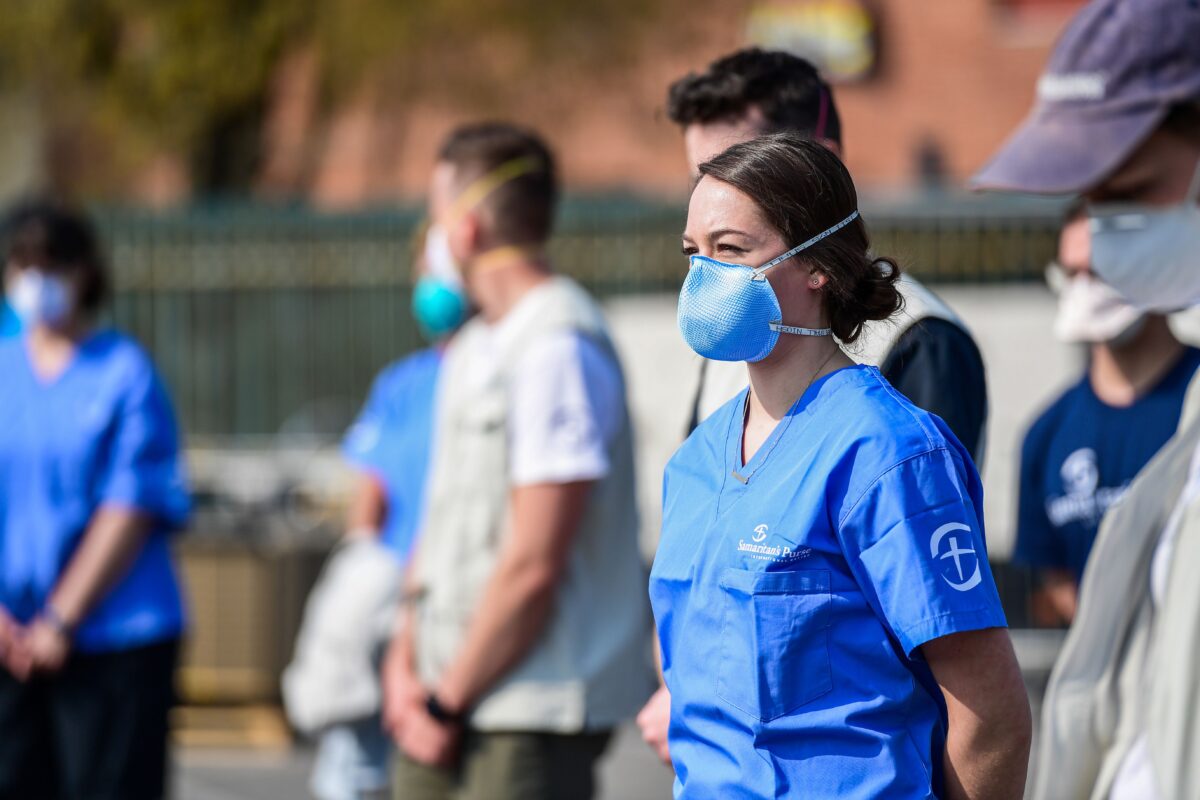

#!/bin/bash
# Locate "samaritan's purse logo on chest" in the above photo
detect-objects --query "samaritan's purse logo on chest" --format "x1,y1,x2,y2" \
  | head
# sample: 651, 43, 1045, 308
737, 524, 812, 563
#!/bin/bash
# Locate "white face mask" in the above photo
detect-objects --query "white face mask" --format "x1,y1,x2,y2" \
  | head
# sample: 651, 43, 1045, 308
1089, 160, 1200, 313
6, 268, 72, 328
1050, 267, 1146, 345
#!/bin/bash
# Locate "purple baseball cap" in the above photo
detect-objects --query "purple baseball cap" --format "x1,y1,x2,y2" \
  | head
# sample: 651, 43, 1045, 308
972, 0, 1200, 194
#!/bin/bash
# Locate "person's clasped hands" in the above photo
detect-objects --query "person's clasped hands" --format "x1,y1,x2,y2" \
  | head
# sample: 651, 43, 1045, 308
381, 639, 460, 769
0, 606, 72, 682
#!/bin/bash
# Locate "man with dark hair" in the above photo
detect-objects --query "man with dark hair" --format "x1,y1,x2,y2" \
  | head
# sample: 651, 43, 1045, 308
973, 1, 1200, 797
435, 124, 558, 247
667, 48, 842, 159
637, 47, 991, 765
382, 122, 653, 800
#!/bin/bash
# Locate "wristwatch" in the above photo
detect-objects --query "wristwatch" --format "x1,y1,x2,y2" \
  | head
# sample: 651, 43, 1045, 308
42, 604, 76, 639
425, 693, 466, 725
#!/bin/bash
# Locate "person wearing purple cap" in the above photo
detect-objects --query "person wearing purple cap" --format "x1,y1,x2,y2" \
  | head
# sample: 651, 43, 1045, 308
975, 1, 1200, 798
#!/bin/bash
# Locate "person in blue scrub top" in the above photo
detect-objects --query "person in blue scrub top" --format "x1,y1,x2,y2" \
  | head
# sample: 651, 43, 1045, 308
290, 236, 465, 800
0, 298, 18, 338
340, 229, 466, 562
651, 134, 1032, 799
0, 202, 189, 800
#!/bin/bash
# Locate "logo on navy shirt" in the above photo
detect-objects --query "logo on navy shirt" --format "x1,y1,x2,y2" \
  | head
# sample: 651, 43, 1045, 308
930, 522, 982, 592
1045, 448, 1128, 527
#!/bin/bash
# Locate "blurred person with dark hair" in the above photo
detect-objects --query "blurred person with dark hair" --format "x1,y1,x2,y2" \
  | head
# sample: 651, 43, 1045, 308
0, 201, 189, 800
650, 133, 1028, 799
1014, 203, 1199, 628
973, 0, 1200, 797
381, 123, 653, 800
284, 243, 467, 800
639, 45, 990, 767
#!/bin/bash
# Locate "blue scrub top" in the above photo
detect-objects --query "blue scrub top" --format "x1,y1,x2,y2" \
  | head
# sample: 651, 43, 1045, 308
341, 347, 442, 560
0, 331, 189, 653
651, 365, 1006, 799
0, 300, 19, 338
1015, 347, 1200, 582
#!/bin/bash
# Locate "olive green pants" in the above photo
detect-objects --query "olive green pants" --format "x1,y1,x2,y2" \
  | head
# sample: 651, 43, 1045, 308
393, 729, 612, 800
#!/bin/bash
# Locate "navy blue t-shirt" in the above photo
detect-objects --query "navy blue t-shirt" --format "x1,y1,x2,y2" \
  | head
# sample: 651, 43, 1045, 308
1014, 347, 1200, 582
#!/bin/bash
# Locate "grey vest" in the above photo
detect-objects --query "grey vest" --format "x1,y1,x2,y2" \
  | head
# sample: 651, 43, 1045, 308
1032, 372, 1200, 800
413, 276, 654, 732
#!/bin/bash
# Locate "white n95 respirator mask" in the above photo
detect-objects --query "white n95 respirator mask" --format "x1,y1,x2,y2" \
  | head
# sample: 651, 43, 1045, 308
1049, 265, 1145, 345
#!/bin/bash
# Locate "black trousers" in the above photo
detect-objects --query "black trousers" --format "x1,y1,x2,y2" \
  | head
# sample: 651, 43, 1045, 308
0, 638, 179, 800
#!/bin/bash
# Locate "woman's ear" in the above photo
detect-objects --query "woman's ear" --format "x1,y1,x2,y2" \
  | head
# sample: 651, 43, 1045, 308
807, 269, 829, 290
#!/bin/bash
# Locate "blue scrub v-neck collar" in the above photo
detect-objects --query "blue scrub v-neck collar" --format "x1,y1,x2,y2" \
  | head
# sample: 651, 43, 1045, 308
19, 328, 106, 389
725, 364, 864, 487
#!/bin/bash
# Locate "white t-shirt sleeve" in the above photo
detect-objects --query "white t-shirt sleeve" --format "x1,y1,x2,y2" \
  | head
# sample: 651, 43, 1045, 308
508, 330, 624, 486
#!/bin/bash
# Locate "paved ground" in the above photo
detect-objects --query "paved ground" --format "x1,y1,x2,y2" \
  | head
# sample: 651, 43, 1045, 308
175, 722, 675, 800
176, 631, 1064, 799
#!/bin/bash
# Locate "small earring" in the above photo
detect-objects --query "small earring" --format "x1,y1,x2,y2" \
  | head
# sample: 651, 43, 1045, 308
810, 277, 821, 287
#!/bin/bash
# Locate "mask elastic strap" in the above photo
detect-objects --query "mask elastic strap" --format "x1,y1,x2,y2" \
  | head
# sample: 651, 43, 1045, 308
447, 156, 544, 222
751, 210, 861, 281
769, 322, 832, 337
470, 244, 544, 276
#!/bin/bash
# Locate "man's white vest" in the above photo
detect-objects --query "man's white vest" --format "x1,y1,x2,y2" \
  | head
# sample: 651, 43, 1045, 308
412, 276, 654, 732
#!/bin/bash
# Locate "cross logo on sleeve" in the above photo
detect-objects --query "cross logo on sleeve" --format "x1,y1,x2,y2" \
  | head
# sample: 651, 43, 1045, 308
930, 522, 982, 592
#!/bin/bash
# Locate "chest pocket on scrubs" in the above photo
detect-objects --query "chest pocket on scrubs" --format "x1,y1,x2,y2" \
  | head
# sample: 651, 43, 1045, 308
716, 567, 832, 722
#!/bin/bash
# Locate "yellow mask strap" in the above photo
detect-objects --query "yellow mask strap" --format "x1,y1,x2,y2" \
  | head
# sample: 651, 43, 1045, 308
470, 245, 544, 276
446, 156, 544, 223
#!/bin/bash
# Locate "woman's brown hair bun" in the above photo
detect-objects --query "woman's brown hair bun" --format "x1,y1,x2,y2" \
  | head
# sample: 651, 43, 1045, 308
827, 255, 905, 344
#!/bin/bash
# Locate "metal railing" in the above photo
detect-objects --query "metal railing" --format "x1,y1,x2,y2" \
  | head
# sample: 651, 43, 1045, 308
94, 193, 1067, 437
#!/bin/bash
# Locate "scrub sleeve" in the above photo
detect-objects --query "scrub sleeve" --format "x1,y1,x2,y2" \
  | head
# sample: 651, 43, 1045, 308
837, 446, 1005, 656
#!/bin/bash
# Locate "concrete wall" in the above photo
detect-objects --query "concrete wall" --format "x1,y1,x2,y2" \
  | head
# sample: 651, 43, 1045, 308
605, 285, 1085, 561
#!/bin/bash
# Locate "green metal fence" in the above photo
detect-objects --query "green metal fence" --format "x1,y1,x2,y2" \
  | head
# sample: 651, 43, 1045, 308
94, 193, 1067, 438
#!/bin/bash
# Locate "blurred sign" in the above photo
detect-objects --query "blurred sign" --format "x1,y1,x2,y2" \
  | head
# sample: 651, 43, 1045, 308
746, 0, 878, 83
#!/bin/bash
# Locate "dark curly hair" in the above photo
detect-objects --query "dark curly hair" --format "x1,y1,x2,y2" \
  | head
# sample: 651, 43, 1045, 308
698, 133, 901, 343
667, 48, 842, 148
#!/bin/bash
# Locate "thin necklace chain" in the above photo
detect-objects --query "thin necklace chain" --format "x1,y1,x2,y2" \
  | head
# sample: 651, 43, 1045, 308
801, 345, 841, 405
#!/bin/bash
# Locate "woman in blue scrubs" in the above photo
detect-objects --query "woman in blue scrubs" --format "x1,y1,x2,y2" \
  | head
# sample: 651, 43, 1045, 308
0, 202, 189, 799
651, 134, 1032, 799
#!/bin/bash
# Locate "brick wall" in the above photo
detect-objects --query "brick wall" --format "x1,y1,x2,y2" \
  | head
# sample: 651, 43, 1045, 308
253, 0, 1085, 207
